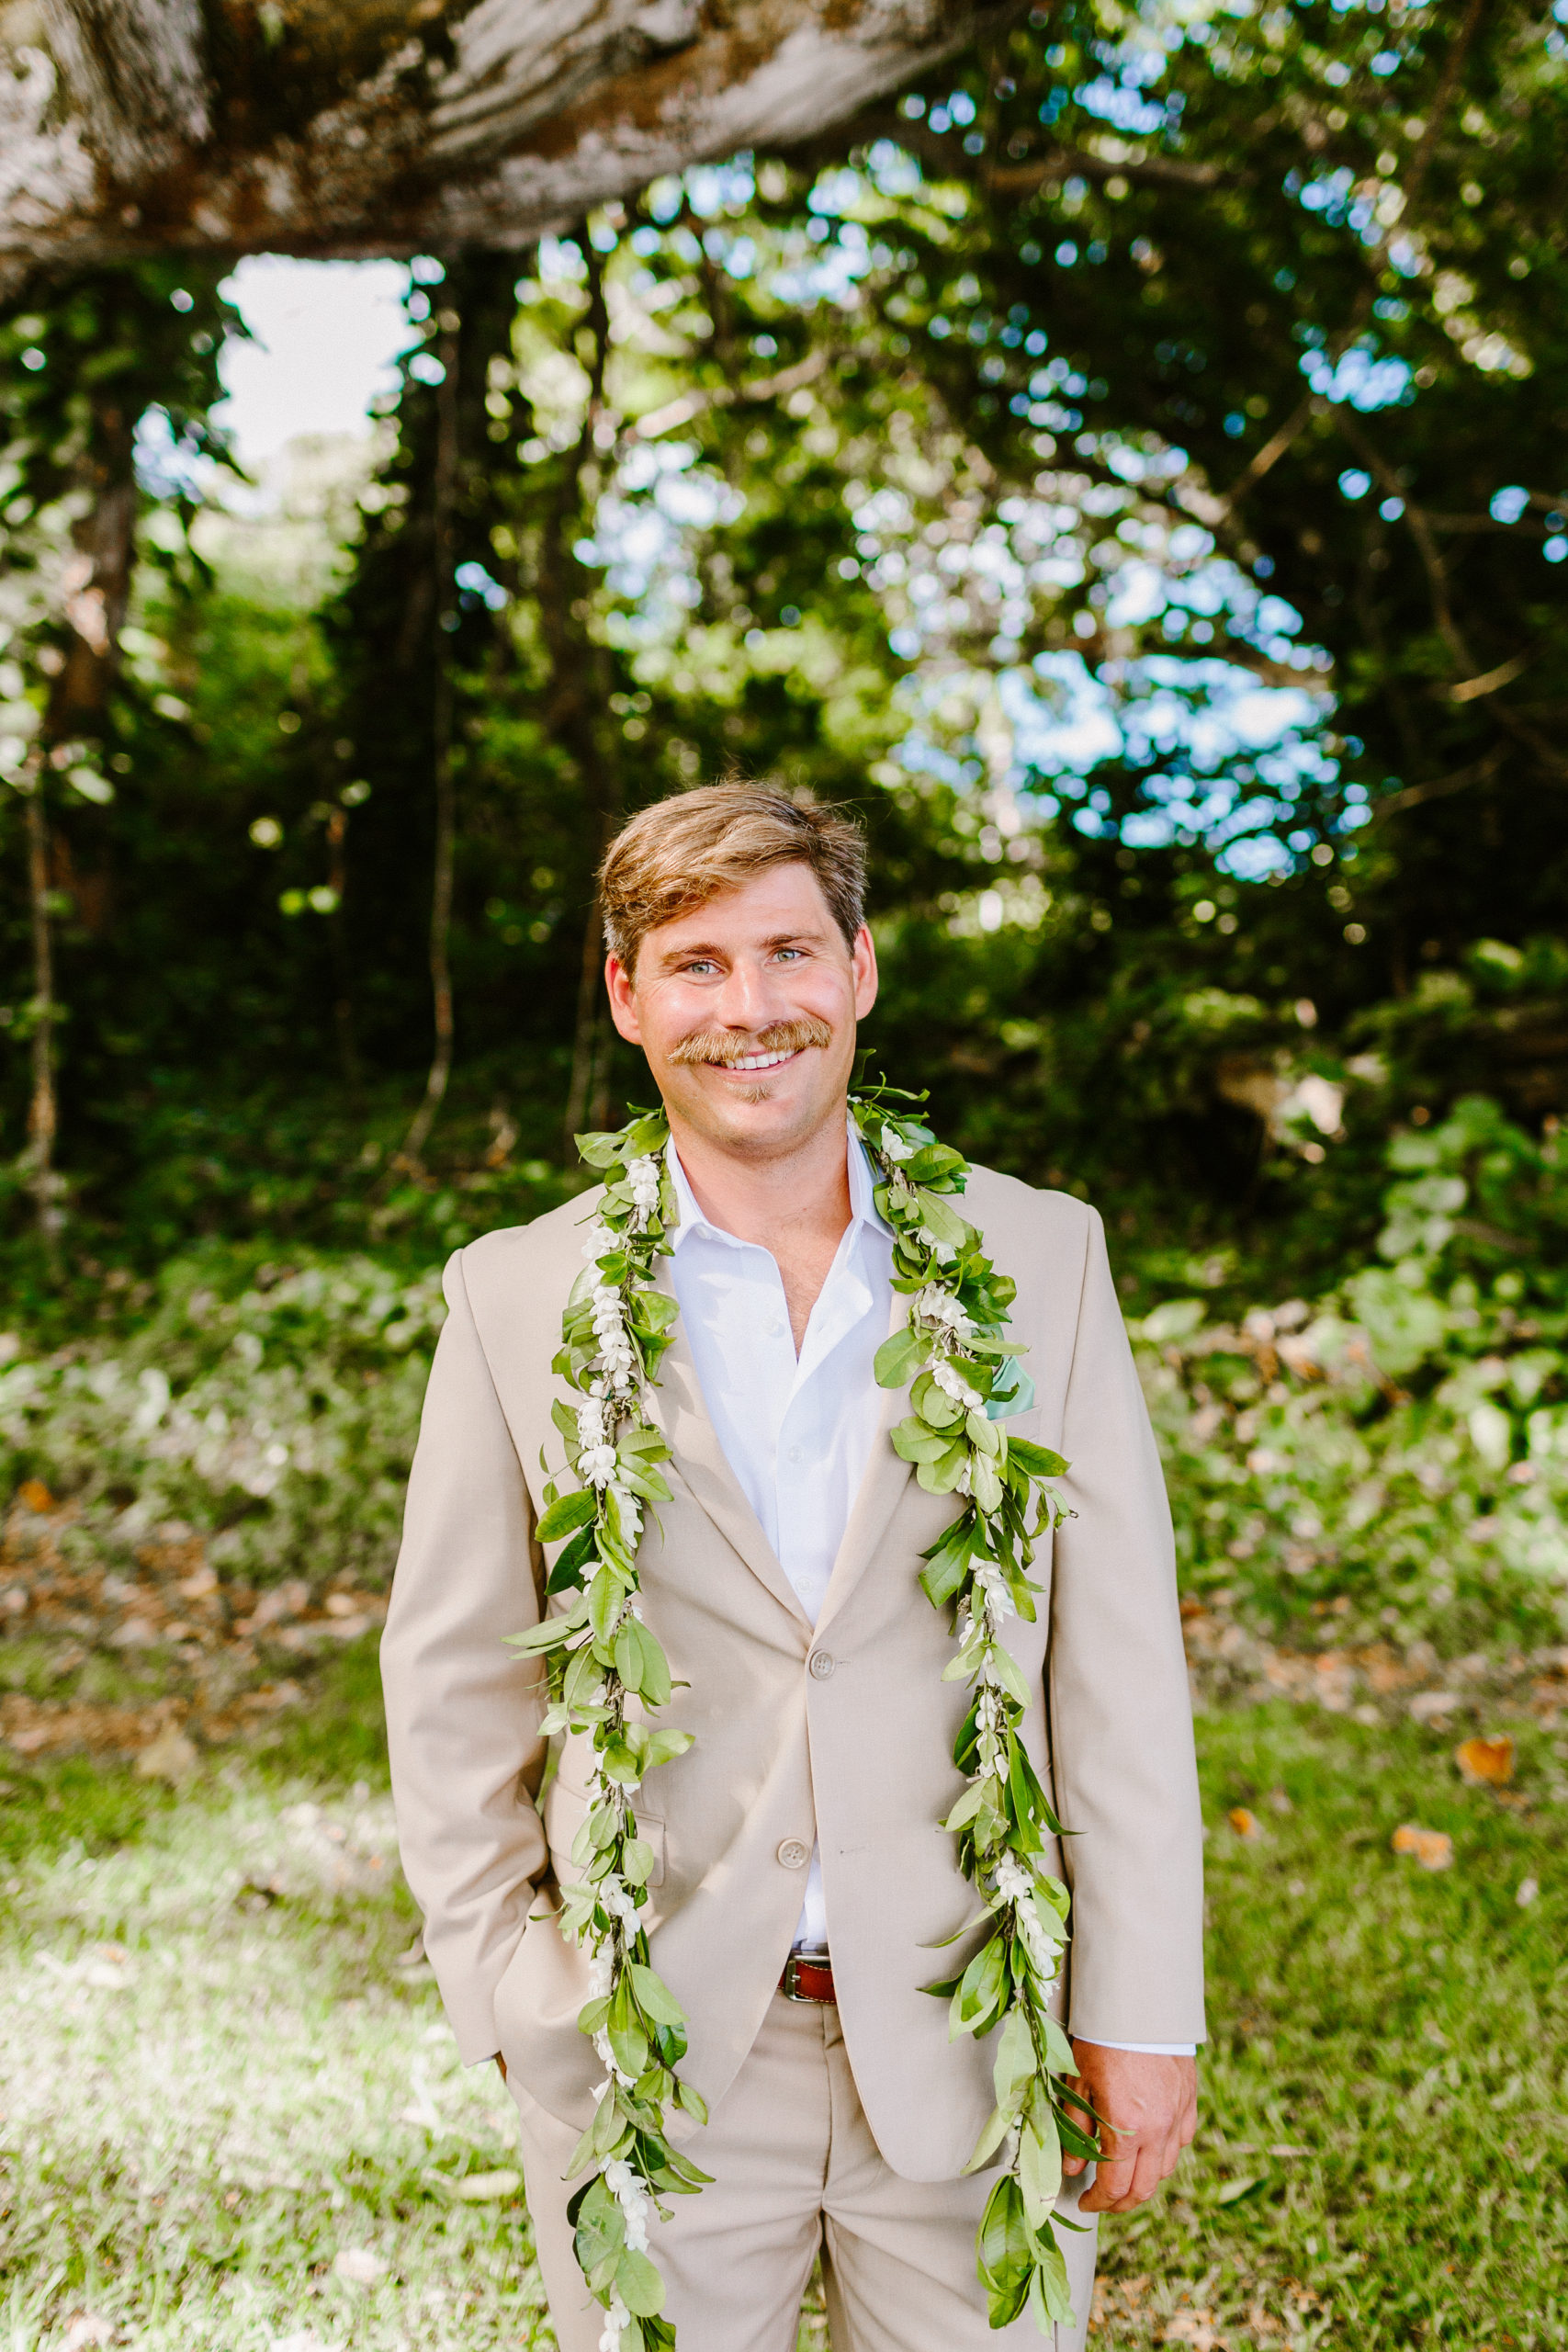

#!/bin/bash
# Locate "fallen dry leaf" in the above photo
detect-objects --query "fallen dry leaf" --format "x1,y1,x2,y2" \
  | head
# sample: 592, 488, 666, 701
1392, 1823, 1454, 1871
17, 1479, 57, 1516
133, 1725, 199, 1785
1227, 1807, 1262, 1840
332, 2247, 386, 2288
1517, 1876, 1540, 1907
1455, 1734, 1514, 1786
1164, 2312, 1227, 2351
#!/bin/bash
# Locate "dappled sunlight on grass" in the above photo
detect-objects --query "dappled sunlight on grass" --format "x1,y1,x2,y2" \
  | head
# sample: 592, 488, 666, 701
0, 1672, 1563, 2346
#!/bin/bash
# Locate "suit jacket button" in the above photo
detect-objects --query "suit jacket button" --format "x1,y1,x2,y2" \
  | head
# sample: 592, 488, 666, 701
808, 1650, 836, 1680
776, 1838, 809, 1870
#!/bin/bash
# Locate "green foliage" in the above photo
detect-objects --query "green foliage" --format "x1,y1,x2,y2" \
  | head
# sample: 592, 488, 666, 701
1143, 1099, 1568, 1649
0, 1247, 446, 1592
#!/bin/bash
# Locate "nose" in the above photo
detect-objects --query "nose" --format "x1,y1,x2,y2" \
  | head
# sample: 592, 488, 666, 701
710, 954, 787, 1033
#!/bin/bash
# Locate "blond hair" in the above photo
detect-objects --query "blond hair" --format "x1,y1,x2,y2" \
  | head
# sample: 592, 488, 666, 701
598, 784, 867, 975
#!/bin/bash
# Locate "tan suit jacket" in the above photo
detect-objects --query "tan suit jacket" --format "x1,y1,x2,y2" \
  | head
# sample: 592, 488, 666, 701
381, 1166, 1205, 2184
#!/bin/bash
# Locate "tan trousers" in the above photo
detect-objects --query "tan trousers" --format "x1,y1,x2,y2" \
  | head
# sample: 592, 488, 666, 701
514, 1993, 1098, 2352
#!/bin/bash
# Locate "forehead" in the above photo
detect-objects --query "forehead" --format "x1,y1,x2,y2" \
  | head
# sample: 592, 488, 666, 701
640, 863, 842, 961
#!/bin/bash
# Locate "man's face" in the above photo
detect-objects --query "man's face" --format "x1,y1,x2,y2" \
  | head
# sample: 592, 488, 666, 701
605, 863, 877, 1159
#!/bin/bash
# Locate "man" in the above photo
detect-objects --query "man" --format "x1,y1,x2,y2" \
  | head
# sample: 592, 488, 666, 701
382, 784, 1204, 2352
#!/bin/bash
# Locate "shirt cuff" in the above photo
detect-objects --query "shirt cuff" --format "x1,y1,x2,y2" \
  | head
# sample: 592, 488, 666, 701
1073, 2038, 1198, 2056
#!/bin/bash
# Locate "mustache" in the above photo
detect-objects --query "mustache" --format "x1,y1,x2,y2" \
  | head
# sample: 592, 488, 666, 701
668, 1015, 834, 1068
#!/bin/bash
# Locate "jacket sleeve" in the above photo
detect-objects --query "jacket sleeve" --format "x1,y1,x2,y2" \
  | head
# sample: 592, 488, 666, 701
380, 1244, 549, 2064
1047, 1206, 1206, 2047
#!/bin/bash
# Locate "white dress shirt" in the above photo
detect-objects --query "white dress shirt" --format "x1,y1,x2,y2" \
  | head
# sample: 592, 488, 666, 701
666, 1132, 1192, 2057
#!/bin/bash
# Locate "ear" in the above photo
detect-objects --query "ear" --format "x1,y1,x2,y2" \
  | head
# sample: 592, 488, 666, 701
851, 923, 878, 1021
605, 954, 643, 1044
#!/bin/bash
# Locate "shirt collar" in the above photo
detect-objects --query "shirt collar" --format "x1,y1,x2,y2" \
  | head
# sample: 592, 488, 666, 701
667, 1120, 889, 1252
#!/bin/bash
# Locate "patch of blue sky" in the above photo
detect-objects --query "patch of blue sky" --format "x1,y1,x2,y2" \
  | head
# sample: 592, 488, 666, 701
1074, 72, 1171, 134
682, 161, 756, 218
808, 168, 865, 218
896, 729, 985, 792
773, 233, 874, 311
998, 650, 1333, 873
705, 228, 757, 277
865, 140, 925, 199
1300, 339, 1412, 410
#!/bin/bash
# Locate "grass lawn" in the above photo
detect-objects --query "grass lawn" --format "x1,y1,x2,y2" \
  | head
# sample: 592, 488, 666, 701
0, 1642, 1562, 2350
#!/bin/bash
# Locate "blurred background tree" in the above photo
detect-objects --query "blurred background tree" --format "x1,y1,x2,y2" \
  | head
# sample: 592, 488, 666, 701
0, 0, 1562, 1322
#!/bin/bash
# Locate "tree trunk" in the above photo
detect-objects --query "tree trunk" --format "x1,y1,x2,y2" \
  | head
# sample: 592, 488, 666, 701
547, 233, 623, 1154
3, 4, 1011, 294
396, 293, 461, 1173
21, 772, 62, 1256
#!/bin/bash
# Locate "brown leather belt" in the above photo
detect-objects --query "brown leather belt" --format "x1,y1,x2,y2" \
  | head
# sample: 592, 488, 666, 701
779, 1948, 836, 2004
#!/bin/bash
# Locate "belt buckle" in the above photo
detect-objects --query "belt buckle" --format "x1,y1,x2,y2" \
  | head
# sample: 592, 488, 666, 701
781, 1948, 833, 2003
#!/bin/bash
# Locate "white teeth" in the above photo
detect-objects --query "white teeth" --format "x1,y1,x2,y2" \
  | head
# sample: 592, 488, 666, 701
730, 1049, 792, 1070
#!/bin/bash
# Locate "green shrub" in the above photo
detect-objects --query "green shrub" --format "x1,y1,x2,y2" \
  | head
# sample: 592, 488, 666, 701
1139, 1097, 1568, 1650
0, 1245, 446, 1591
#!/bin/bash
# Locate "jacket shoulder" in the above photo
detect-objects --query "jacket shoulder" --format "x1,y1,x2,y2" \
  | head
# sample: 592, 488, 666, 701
963, 1161, 1100, 1246
454, 1185, 606, 1295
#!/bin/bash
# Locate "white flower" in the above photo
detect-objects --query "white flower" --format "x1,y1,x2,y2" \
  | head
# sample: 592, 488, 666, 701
587, 1950, 614, 2000
576, 1395, 610, 1451
599, 2290, 630, 2351
914, 1283, 972, 1335
580, 1443, 618, 1487
992, 1853, 1059, 1984
581, 1222, 616, 1262
971, 1557, 1015, 1623
604, 2157, 651, 2253
600, 1876, 639, 1925
931, 1358, 983, 1414
626, 1156, 661, 1228
881, 1128, 916, 1163
592, 2026, 635, 2087
917, 1228, 957, 1262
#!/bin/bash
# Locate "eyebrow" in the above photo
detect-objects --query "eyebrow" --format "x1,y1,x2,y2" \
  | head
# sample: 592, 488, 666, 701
655, 926, 830, 970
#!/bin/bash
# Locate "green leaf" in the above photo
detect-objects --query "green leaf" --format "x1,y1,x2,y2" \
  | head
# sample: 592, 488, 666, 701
952, 1930, 1008, 2038
991, 2003, 1035, 2118
589, 1566, 624, 1643
961, 2100, 1015, 2176
537, 1488, 600, 1544
574, 1131, 625, 1168
621, 1837, 657, 1886
1027, 2238, 1076, 2329
644, 1727, 694, 1770
1019, 2118, 1063, 2229
917, 1441, 971, 1495
675, 2077, 709, 2125
616, 2247, 667, 2318
976, 2174, 1032, 2326
913, 1188, 970, 1246
628, 1962, 687, 2028
874, 1323, 929, 1388
1007, 1437, 1068, 1480
892, 1419, 955, 1464
505, 1614, 578, 1656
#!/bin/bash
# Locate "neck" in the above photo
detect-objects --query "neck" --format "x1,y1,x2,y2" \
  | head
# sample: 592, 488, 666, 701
664, 1099, 853, 1256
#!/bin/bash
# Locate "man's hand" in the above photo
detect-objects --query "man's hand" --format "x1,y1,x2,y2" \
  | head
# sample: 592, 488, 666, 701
1061, 2044, 1197, 2214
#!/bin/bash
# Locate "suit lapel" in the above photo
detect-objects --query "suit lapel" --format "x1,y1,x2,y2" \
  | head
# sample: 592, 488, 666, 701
643, 1255, 813, 1632
813, 1286, 917, 1637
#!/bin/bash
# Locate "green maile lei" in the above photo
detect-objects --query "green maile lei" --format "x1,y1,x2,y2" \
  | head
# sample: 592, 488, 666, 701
509, 1083, 1098, 2348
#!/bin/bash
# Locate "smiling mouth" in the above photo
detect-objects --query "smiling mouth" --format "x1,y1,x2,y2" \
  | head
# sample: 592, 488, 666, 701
725, 1048, 798, 1072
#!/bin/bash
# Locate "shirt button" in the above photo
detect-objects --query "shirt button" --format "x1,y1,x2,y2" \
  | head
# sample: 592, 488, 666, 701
808, 1650, 836, 1681
787, 1444, 803, 1464
776, 1838, 809, 1871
